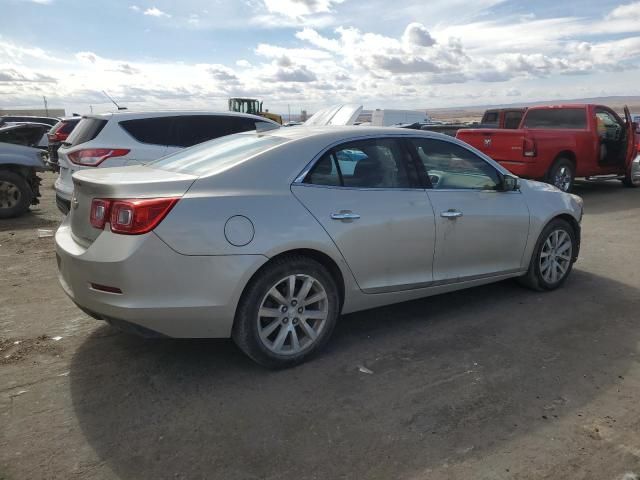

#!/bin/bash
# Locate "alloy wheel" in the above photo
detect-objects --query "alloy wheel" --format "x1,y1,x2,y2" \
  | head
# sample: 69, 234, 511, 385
0, 181, 21, 209
553, 166, 572, 192
257, 274, 329, 356
539, 229, 572, 284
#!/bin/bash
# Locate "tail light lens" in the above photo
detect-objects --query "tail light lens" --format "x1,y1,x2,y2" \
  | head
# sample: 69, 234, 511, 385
48, 131, 69, 142
68, 148, 130, 167
90, 199, 110, 229
523, 137, 537, 157
89, 197, 178, 235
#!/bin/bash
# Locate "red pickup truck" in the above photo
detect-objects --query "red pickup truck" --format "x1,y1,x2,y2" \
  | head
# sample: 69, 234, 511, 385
456, 104, 638, 191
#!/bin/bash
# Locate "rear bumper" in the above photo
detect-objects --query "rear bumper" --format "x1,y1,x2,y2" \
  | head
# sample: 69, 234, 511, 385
55, 220, 268, 338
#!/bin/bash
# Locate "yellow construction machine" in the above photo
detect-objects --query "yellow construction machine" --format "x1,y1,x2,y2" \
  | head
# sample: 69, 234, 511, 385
228, 98, 283, 124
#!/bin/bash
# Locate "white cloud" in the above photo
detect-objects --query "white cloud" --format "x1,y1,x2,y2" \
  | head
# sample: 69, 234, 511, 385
262, 0, 344, 18
607, 1, 640, 20
143, 7, 171, 18
2, 1, 640, 114
402, 23, 436, 48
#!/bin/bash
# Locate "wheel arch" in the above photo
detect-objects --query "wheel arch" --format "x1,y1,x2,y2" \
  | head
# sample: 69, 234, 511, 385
0, 164, 33, 179
546, 213, 581, 261
239, 248, 346, 311
551, 151, 577, 170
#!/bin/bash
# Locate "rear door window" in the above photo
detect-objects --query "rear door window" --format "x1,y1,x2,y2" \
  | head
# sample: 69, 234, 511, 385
305, 138, 413, 189
120, 117, 173, 146
522, 109, 587, 129
504, 111, 523, 129
66, 118, 108, 146
59, 119, 80, 134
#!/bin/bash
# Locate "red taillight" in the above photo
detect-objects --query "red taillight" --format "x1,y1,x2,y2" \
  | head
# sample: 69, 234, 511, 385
523, 137, 536, 157
90, 199, 110, 229
48, 131, 69, 142
89, 197, 178, 235
68, 148, 130, 167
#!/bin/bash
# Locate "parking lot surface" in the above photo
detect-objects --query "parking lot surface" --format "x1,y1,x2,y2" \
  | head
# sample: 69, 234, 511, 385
1, 173, 639, 480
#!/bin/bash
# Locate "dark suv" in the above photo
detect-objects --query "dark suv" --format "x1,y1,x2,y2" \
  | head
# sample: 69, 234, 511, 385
47, 117, 81, 171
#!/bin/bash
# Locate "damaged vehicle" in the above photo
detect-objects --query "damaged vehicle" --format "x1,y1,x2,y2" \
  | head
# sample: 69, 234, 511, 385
0, 124, 49, 218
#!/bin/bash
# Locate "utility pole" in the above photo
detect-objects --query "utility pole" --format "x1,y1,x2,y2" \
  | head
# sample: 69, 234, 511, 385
43, 96, 49, 116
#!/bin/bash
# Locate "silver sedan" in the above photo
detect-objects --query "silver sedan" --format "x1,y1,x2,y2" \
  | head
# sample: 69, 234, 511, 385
56, 126, 583, 367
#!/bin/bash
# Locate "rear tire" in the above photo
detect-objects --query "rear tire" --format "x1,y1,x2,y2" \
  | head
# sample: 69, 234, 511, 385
547, 158, 575, 192
518, 218, 577, 291
0, 170, 32, 219
232, 255, 340, 368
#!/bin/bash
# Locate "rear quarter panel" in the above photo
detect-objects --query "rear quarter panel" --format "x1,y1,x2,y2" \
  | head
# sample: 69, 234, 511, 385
152, 137, 361, 304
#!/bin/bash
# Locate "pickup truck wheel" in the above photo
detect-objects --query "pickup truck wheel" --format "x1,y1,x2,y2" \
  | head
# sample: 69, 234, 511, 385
547, 158, 575, 192
0, 170, 32, 219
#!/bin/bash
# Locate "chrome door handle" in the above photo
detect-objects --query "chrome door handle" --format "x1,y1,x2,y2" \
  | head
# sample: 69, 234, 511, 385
331, 212, 361, 220
441, 210, 463, 219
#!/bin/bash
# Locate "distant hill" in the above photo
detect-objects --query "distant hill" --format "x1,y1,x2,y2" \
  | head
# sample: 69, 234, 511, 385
429, 96, 640, 123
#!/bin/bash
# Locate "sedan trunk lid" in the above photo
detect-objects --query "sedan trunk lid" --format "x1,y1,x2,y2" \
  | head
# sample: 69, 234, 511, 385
69, 165, 197, 246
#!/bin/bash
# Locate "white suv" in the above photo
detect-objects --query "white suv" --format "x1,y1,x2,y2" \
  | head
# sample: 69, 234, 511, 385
55, 111, 277, 213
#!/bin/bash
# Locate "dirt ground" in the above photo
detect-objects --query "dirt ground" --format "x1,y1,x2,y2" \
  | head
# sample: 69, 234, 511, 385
1, 172, 640, 480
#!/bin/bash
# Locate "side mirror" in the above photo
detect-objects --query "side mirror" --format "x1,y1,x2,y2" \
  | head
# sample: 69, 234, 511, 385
501, 174, 519, 191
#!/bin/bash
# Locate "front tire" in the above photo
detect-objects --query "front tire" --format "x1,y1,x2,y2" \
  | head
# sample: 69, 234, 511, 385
547, 158, 575, 192
232, 255, 340, 368
518, 218, 577, 291
0, 170, 32, 219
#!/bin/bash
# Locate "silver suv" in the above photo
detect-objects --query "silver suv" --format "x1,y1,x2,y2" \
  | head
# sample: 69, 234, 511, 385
55, 111, 277, 213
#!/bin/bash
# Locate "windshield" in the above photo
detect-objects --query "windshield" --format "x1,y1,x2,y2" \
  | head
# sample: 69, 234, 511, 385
150, 132, 288, 175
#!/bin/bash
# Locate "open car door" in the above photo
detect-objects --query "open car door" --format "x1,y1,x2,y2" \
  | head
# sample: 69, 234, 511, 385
624, 106, 638, 166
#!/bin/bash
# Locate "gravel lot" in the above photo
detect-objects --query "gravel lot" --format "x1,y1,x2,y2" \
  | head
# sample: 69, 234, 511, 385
1, 172, 639, 480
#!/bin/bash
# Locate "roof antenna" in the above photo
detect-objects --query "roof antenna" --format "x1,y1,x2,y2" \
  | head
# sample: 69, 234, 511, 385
102, 90, 127, 110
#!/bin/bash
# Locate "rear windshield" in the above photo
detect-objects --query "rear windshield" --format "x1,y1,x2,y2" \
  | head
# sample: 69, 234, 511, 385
65, 118, 107, 146
150, 133, 288, 175
523, 108, 587, 129
59, 119, 80, 134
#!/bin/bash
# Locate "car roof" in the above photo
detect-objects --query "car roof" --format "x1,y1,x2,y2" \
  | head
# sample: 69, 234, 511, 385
254, 125, 457, 143
0, 122, 51, 131
83, 110, 277, 123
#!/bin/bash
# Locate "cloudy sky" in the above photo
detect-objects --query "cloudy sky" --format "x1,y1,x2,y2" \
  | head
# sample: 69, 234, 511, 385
1, 0, 640, 115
